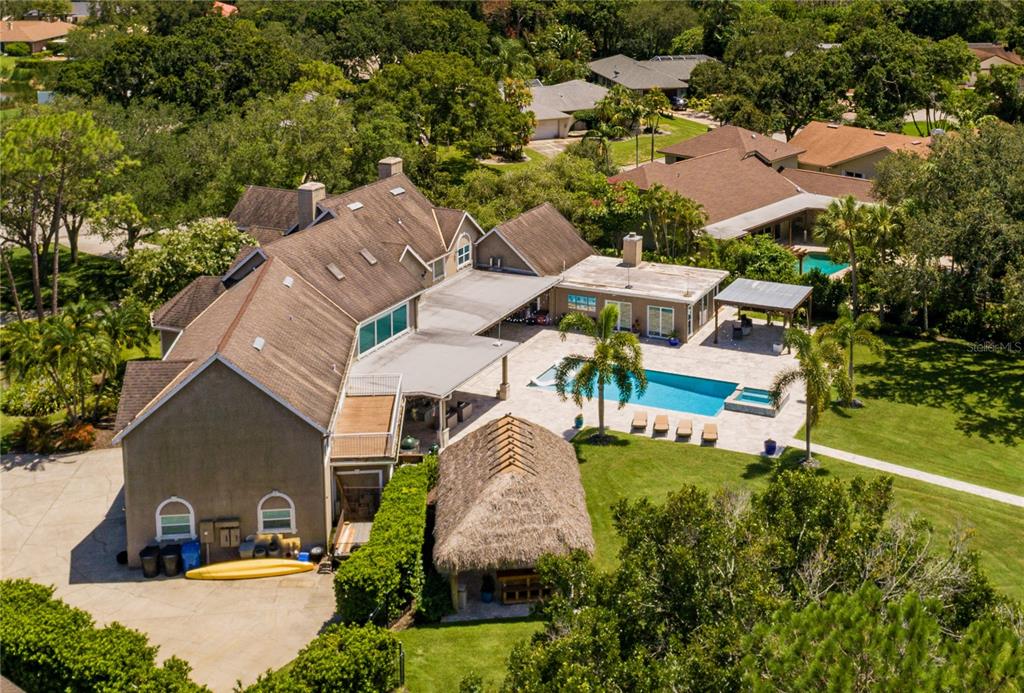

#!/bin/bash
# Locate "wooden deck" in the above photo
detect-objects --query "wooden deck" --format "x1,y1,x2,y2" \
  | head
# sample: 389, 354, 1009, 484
331, 395, 396, 459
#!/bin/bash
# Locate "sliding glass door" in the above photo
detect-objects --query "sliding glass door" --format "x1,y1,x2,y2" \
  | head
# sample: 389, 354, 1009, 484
646, 305, 674, 338
606, 300, 632, 331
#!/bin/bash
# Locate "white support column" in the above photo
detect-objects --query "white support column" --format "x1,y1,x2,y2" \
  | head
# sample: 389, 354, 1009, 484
498, 355, 510, 401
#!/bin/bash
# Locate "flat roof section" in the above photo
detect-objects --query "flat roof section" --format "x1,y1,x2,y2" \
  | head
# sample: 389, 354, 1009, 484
559, 255, 728, 304
417, 270, 561, 335
714, 277, 812, 313
703, 193, 839, 240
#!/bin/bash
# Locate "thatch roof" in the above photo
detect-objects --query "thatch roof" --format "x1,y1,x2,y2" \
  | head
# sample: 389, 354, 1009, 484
433, 415, 594, 574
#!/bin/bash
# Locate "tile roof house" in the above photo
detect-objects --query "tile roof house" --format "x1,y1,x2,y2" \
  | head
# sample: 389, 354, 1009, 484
0, 19, 74, 52
588, 54, 715, 97
527, 80, 608, 140
787, 121, 932, 179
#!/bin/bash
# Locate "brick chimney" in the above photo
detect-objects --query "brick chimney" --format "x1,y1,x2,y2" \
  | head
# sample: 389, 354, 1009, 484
622, 233, 642, 267
377, 157, 403, 180
297, 181, 325, 230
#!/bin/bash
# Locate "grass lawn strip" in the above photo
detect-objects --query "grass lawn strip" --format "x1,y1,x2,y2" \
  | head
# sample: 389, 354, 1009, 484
609, 115, 707, 168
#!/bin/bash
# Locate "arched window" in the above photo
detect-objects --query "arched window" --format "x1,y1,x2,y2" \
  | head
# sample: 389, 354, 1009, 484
155, 497, 195, 541
258, 491, 296, 534
456, 235, 472, 269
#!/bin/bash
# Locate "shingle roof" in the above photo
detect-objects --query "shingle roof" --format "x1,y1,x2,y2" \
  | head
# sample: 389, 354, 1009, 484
490, 203, 594, 276
113, 360, 191, 434
151, 276, 225, 330
433, 415, 594, 574
589, 54, 714, 90
228, 185, 298, 232
434, 207, 467, 248
529, 79, 608, 118
0, 20, 74, 43
117, 257, 356, 439
780, 168, 876, 203
659, 125, 804, 163
610, 150, 802, 224
789, 121, 932, 168
968, 43, 1024, 66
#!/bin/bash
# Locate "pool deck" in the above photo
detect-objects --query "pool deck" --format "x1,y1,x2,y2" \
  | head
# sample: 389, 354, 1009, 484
446, 307, 807, 455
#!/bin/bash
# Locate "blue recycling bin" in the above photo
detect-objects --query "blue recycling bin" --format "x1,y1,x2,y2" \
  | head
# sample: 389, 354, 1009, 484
181, 540, 201, 572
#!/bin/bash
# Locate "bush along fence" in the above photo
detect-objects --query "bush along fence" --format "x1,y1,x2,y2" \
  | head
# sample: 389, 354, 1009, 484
243, 623, 401, 692
333, 457, 435, 624
0, 579, 207, 692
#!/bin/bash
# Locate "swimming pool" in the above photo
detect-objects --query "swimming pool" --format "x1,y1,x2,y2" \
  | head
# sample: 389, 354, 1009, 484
734, 387, 772, 405
531, 365, 738, 417
797, 252, 849, 276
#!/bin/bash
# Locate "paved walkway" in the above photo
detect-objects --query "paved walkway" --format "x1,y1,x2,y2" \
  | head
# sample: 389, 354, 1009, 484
790, 440, 1024, 508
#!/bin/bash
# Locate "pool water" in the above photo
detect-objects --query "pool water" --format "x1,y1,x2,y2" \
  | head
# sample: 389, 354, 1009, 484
797, 252, 849, 276
735, 387, 772, 405
532, 365, 738, 417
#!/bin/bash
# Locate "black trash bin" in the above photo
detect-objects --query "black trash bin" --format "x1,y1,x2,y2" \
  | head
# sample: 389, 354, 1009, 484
309, 546, 324, 564
160, 543, 182, 577
139, 545, 160, 578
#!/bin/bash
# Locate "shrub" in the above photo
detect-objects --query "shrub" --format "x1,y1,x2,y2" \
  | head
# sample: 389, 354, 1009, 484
4, 42, 30, 57
243, 624, 400, 692
0, 376, 64, 417
334, 462, 431, 624
942, 308, 983, 341
803, 268, 849, 320
0, 579, 206, 692
13, 416, 58, 454
58, 423, 96, 452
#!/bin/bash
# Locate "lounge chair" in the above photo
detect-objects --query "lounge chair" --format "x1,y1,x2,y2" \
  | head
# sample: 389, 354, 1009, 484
653, 415, 669, 436
676, 419, 693, 440
702, 423, 719, 445
631, 411, 648, 432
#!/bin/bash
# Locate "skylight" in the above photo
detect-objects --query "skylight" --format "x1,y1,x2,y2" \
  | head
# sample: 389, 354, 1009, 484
252, 337, 265, 351
282, 276, 294, 288
389, 187, 406, 196
360, 249, 377, 266
326, 263, 345, 280
347, 202, 363, 211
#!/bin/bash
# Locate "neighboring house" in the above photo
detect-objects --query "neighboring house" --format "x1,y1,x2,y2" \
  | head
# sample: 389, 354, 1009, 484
212, 1, 238, 17
433, 415, 594, 613
527, 79, 608, 140
967, 42, 1023, 83
659, 124, 804, 168
787, 121, 932, 179
0, 20, 74, 53
113, 156, 732, 569
611, 144, 874, 243
588, 53, 715, 98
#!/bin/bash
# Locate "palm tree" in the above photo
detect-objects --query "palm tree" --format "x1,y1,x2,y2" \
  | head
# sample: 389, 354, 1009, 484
555, 304, 647, 440
582, 121, 628, 169
817, 305, 883, 407
814, 195, 868, 314
641, 90, 670, 161
770, 328, 848, 464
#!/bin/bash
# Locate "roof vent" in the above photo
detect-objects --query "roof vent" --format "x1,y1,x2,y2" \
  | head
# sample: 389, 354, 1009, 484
252, 337, 265, 351
347, 202, 363, 211
326, 263, 345, 280
874, 131, 886, 136
359, 249, 377, 266
911, 140, 922, 145
827, 123, 840, 129
389, 186, 406, 196
282, 275, 294, 288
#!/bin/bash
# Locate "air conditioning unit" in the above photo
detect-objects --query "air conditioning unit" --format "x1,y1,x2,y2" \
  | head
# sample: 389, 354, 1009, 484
489, 256, 503, 269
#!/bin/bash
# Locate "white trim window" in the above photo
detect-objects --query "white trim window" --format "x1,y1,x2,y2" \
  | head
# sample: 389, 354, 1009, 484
567, 293, 597, 313
357, 302, 410, 355
155, 497, 196, 541
456, 236, 472, 269
432, 258, 445, 281
258, 491, 296, 534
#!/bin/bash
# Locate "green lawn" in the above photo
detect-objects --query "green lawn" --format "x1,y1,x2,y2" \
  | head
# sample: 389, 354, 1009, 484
810, 336, 1024, 496
483, 146, 545, 174
120, 333, 162, 362
902, 120, 952, 136
2, 245, 128, 311
574, 431, 1024, 600
397, 618, 541, 692
609, 115, 708, 168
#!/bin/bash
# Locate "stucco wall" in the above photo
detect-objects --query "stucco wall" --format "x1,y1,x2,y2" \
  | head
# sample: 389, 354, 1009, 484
475, 232, 534, 274
551, 286, 719, 343
799, 148, 891, 179
120, 360, 327, 566
443, 224, 480, 277
159, 329, 179, 356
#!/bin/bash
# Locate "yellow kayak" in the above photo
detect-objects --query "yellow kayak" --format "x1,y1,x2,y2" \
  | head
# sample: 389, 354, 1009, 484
186, 558, 315, 580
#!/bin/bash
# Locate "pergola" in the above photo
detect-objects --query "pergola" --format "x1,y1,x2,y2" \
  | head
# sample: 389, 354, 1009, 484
713, 277, 813, 344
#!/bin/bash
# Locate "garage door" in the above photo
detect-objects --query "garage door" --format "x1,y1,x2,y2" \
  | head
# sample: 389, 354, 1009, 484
533, 119, 561, 140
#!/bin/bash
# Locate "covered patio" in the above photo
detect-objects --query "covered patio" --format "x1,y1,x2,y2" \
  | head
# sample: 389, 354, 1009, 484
713, 277, 813, 345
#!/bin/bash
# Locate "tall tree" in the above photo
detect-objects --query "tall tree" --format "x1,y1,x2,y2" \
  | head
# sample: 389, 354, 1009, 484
817, 305, 883, 407
641, 184, 706, 259
814, 195, 871, 315
640, 90, 670, 161
555, 304, 647, 440
770, 327, 848, 463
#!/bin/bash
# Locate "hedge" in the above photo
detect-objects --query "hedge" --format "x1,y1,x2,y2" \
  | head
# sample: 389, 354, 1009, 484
244, 624, 400, 692
334, 458, 434, 624
0, 579, 207, 692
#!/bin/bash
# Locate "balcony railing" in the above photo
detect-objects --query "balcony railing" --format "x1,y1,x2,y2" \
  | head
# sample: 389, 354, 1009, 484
331, 373, 402, 460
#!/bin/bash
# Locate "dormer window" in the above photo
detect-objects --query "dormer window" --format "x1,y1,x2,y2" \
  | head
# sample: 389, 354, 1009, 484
456, 237, 472, 269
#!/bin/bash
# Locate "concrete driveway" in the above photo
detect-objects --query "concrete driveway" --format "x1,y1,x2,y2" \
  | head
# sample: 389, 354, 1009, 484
527, 138, 574, 158
0, 448, 336, 692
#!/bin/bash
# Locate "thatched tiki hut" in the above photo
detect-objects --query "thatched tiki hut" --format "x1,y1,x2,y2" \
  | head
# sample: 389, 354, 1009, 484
433, 414, 594, 612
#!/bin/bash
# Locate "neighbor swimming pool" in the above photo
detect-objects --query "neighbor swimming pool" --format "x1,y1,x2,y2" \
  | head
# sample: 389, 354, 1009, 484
531, 365, 738, 417
797, 252, 849, 276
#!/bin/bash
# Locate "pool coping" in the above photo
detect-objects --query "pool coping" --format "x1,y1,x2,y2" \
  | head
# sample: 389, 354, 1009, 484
724, 387, 788, 417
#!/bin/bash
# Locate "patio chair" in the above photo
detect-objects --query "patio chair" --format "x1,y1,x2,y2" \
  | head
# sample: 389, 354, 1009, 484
701, 423, 719, 445
631, 411, 648, 433
676, 419, 693, 440
653, 415, 669, 436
